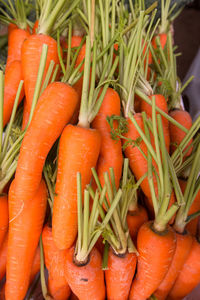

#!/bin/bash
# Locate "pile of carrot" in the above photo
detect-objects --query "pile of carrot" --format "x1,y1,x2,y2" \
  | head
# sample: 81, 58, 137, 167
0, 0, 200, 300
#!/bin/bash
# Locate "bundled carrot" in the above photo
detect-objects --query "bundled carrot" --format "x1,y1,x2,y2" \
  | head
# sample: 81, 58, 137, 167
0, 194, 8, 248
0, 233, 7, 282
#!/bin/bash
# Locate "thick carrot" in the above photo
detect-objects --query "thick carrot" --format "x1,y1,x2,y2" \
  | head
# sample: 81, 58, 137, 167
5, 179, 47, 300
52, 125, 101, 249
179, 178, 200, 236
129, 221, 176, 300
0, 233, 7, 282
21, 34, 61, 126
3, 60, 24, 127
169, 109, 193, 158
0, 195, 8, 248
92, 88, 123, 189
65, 246, 105, 300
140, 94, 170, 152
154, 231, 193, 300
168, 237, 200, 300
105, 247, 137, 300
29, 246, 41, 284
5, 27, 30, 71
42, 224, 71, 300
127, 205, 148, 242
13, 82, 78, 207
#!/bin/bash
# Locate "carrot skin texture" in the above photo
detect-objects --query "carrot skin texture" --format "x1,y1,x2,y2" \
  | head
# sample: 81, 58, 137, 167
42, 225, 70, 300
127, 205, 148, 243
3, 60, 24, 127
52, 125, 101, 249
105, 248, 137, 300
0, 195, 8, 248
6, 28, 30, 71
0, 233, 8, 281
13, 82, 78, 207
154, 231, 193, 300
5, 179, 47, 300
169, 109, 193, 158
21, 34, 61, 126
65, 246, 105, 300
129, 221, 176, 300
92, 88, 123, 189
168, 237, 200, 300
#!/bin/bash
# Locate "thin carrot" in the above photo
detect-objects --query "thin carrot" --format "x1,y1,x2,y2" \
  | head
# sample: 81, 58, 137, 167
92, 87, 123, 190
168, 237, 200, 300
152, 33, 167, 50
127, 204, 148, 242
3, 60, 24, 127
0, 233, 7, 282
129, 221, 176, 300
169, 109, 193, 158
42, 224, 71, 300
5, 179, 47, 300
154, 231, 193, 300
0, 194, 8, 248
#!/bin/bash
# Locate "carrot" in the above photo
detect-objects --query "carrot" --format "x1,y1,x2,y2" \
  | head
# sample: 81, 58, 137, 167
140, 94, 170, 152
0, 233, 7, 282
42, 224, 71, 300
21, 34, 61, 126
5, 26, 30, 71
169, 109, 193, 158
152, 33, 167, 50
105, 248, 137, 300
179, 178, 200, 236
65, 246, 105, 300
154, 230, 193, 300
168, 237, 200, 300
0, 194, 8, 248
127, 204, 148, 242
92, 88, 123, 190
12, 81, 78, 207
32, 20, 39, 34
129, 221, 176, 300
52, 125, 101, 249
5, 179, 47, 300
3, 60, 24, 127
30, 246, 41, 284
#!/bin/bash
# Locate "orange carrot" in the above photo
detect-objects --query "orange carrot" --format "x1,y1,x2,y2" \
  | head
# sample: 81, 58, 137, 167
65, 246, 105, 300
5, 179, 47, 300
0, 233, 8, 282
154, 231, 193, 300
3, 60, 24, 127
105, 247, 137, 300
5, 26, 30, 71
168, 237, 200, 300
179, 178, 200, 236
12, 82, 78, 207
21, 34, 61, 127
32, 20, 39, 34
127, 205, 148, 242
129, 221, 176, 300
152, 33, 167, 50
0, 195, 8, 248
92, 88, 123, 190
140, 94, 170, 152
42, 224, 71, 300
29, 246, 41, 284
52, 125, 101, 249
169, 109, 193, 158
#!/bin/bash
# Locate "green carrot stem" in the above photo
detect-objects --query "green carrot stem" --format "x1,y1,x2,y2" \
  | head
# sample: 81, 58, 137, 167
88, 40, 97, 109
77, 172, 82, 257
0, 159, 17, 193
102, 241, 109, 270
26, 44, 48, 128
50, 64, 59, 83
81, 190, 90, 258
40, 61, 55, 96
88, 189, 100, 237
57, 29, 66, 77
135, 89, 188, 133
66, 21, 72, 73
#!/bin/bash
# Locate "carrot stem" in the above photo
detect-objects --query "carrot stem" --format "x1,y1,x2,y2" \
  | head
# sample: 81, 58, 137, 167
57, 29, 66, 77
50, 64, 59, 83
77, 172, 83, 258
102, 241, 109, 270
40, 61, 55, 96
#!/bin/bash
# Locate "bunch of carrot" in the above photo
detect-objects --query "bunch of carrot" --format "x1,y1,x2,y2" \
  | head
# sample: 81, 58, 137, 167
0, 0, 200, 299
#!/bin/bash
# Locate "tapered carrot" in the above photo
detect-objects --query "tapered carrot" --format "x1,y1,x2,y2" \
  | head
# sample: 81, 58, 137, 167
3, 60, 24, 127
129, 221, 176, 300
52, 125, 101, 249
30, 246, 41, 284
105, 248, 137, 300
0, 233, 7, 282
154, 231, 193, 300
12, 82, 78, 207
168, 237, 200, 300
42, 224, 71, 300
169, 109, 193, 158
5, 179, 47, 300
92, 88, 123, 189
0, 195, 8, 248
127, 204, 148, 242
